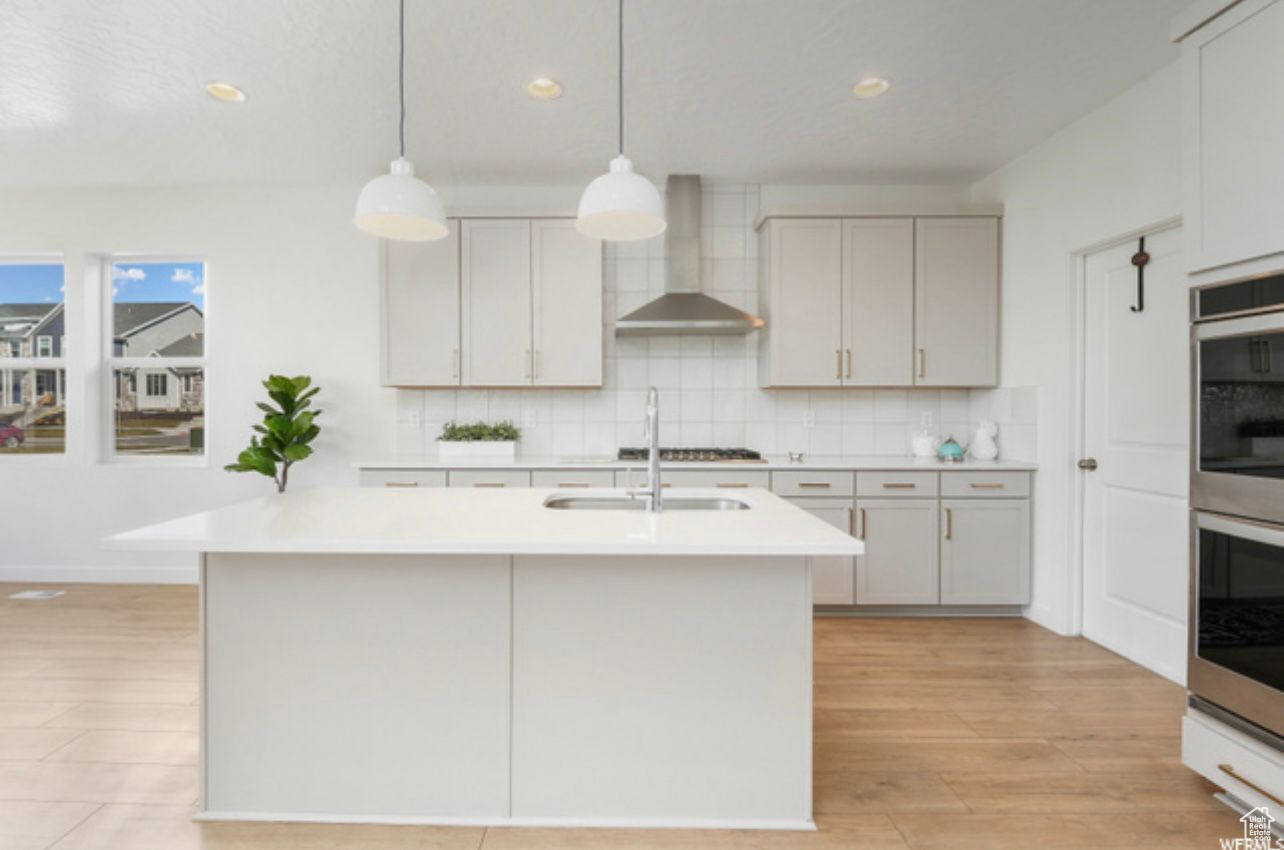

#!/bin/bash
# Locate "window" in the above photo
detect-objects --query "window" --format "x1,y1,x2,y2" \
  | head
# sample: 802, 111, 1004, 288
0, 260, 66, 455
108, 259, 205, 458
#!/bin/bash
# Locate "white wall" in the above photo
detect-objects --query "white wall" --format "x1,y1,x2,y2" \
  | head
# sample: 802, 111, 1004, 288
0, 186, 389, 582
969, 62, 1183, 634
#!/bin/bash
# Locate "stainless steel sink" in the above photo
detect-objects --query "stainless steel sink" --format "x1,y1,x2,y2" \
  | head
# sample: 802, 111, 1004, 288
542, 495, 750, 512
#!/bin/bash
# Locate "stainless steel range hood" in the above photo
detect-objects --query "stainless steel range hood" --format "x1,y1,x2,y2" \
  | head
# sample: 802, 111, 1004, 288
614, 175, 765, 337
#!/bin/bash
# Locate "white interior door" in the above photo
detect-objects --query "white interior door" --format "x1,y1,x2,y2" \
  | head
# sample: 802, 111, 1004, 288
1081, 225, 1189, 684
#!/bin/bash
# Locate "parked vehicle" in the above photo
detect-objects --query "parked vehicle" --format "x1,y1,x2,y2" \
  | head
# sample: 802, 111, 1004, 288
0, 424, 25, 449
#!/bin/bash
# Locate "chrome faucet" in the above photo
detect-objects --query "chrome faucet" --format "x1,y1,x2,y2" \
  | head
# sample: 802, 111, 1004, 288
632, 386, 662, 512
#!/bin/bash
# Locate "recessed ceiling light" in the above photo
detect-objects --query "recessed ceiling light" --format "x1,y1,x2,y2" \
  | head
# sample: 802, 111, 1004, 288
527, 77, 563, 100
205, 82, 246, 103
851, 77, 890, 99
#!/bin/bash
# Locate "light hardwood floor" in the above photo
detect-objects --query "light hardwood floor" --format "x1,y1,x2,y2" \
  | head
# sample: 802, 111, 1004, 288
0, 583, 1241, 849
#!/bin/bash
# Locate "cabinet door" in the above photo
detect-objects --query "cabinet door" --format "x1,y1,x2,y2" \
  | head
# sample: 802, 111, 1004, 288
461, 220, 532, 386
764, 219, 844, 386
843, 219, 914, 385
531, 220, 603, 387
914, 218, 999, 387
789, 498, 855, 605
940, 499, 1030, 604
1183, 0, 1284, 275
382, 221, 460, 387
854, 498, 939, 604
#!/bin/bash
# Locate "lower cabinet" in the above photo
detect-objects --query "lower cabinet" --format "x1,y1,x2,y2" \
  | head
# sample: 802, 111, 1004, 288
785, 498, 855, 605
940, 499, 1031, 604
854, 499, 939, 604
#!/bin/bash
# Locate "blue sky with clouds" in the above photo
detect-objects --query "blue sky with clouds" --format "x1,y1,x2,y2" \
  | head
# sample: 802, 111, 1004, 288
0, 261, 205, 311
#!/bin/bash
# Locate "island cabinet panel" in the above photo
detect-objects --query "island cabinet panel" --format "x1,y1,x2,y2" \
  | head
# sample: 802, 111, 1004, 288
854, 498, 939, 604
461, 219, 533, 386
1181, 0, 1284, 278
914, 217, 999, 387
381, 221, 460, 387
202, 553, 512, 819
789, 498, 856, 605
940, 499, 1031, 604
510, 555, 812, 826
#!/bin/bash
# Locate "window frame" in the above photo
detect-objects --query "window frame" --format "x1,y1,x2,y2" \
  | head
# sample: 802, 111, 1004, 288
103, 255, 208, 466
0, 256, 69, 463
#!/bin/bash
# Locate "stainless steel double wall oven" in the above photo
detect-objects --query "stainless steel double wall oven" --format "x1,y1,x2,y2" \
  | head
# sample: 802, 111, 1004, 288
1190, 272, 1284, 743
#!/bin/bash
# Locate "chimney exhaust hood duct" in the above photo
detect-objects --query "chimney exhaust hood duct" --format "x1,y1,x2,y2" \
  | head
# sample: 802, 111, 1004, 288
614, 175, 765, 336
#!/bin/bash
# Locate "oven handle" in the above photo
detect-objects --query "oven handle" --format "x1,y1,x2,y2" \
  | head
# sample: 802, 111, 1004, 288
1197, 511, 1284, 549
1195, 311, 1284, 342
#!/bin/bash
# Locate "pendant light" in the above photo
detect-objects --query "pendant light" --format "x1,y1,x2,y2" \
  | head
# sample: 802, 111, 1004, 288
576, 0, 665, 242
354, 0, 448, 242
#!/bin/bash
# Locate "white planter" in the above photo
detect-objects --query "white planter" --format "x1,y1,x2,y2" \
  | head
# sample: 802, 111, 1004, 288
437, 440, 517, 461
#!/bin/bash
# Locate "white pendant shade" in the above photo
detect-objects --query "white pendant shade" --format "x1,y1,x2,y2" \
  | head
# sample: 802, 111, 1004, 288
576, 155, 666, 242
354, 157, 448, 242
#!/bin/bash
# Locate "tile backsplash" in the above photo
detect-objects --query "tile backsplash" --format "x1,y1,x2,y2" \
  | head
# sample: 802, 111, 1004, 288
394, 185, 1038, 462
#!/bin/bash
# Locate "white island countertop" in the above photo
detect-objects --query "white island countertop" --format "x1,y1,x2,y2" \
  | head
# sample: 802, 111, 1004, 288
104, 486, 865, 557
353, 453, 1038, 471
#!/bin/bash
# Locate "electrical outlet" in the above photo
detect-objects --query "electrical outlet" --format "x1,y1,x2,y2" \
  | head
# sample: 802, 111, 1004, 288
406, 410, 421, 427
803, 410, 816, 428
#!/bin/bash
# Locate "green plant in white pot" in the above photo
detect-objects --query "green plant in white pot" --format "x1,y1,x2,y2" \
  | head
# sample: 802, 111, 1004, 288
438, 420, 520, 460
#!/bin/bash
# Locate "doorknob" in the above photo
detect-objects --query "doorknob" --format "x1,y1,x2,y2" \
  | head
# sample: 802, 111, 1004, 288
1077, 458, 1098, 471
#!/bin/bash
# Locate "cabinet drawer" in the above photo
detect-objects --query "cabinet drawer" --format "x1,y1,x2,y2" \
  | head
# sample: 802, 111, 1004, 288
655, 470, 771, 490
531, 469, 616, 489
772, 470, 854, 498
447, 469, 532, 488
856, 471, 938, 497
359, 469, 447, 488
941, 471, 1029, 498
1182, 711, 1284, 811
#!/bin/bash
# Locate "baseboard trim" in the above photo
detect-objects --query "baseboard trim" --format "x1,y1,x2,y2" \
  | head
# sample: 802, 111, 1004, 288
0, 565, 197, 585
816, 605, 1024, 618
194, 811, 816, 830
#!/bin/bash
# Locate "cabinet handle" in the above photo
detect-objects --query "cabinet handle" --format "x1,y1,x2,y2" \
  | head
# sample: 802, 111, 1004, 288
473, 482, 506, 488
859, 507, 867, 537
384, 481, 419, 488
798, 482, 832, 489
917, 348, 926, 379
835, 349, 842, 380
451, 348, 459, 380
716, 482, 750, 488
848, 507, 855, 535
969, 482, 1006, 490
882, 482, 916, 489
1218, 763, 1284, 806
945, 507, 953, 540
845, 349, 852, 379
557, 482, 591, 488
534, 349, 541, 380
524, 350, 531, 379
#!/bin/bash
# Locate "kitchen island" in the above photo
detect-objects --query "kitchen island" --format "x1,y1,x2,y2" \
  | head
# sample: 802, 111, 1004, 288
105, 486, 863, 830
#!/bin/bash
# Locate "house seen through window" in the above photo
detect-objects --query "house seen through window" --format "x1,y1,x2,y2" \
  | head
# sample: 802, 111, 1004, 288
109, 259, 205, 457
0, 262, 66, 454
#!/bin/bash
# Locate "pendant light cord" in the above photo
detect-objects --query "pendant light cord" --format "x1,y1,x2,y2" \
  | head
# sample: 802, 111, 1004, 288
398, 0, 407, 159
617, 0, 624, 156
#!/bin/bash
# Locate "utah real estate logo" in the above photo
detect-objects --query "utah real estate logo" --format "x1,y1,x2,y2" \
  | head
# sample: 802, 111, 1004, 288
1221, 807, 1283, 850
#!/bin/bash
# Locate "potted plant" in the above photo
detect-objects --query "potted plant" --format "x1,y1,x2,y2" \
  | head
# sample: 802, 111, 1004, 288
224, 375, 322, 493
437, 420, 520, 460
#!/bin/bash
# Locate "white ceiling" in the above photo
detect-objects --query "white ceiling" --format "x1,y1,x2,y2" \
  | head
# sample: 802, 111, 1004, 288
0, 0, 1187, 189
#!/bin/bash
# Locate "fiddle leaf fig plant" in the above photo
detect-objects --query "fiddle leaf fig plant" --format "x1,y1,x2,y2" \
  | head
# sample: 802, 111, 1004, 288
225, 375, 322, 493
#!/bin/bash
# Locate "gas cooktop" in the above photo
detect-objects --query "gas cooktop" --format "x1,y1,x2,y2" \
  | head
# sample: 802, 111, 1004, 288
617, 447, 765, 463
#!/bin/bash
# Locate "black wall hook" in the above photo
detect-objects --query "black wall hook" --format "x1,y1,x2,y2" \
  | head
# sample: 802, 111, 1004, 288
1130, 236, 1149, 313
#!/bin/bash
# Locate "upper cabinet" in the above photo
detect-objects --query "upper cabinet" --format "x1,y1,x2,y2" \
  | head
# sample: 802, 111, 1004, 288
1179, 0, 1284, 282
382, 220, 461, 387
758, 215, 999, 388
382, 218, 603, 388
914, 218, 999, 387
